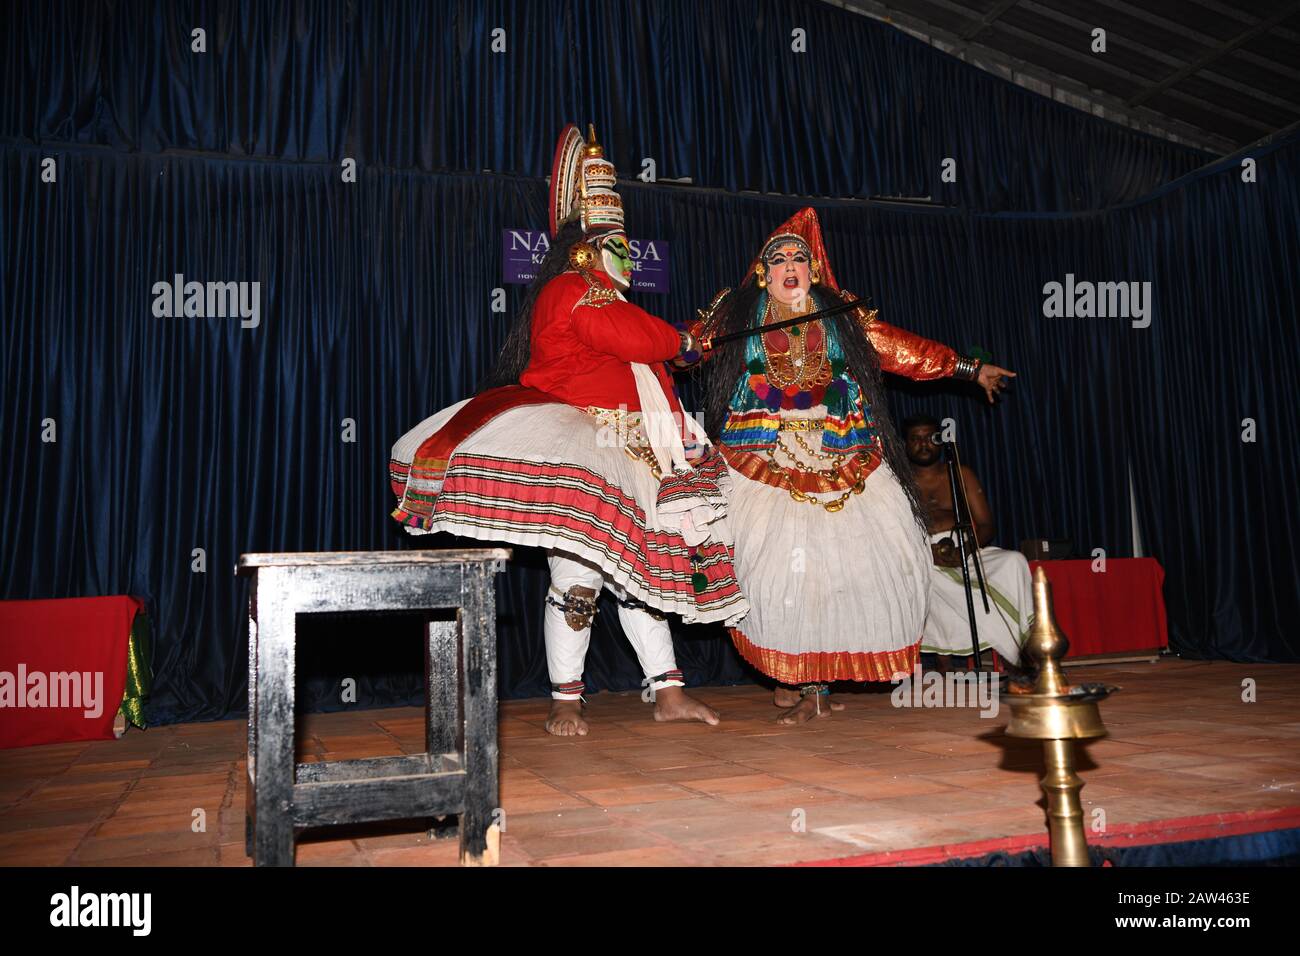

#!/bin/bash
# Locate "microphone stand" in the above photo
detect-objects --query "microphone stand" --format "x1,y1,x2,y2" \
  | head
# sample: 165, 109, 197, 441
938, 437, 991, 669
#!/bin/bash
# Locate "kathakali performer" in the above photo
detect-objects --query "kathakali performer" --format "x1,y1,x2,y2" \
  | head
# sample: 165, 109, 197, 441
389, 124, 746, 736
688, 207, 1015, 723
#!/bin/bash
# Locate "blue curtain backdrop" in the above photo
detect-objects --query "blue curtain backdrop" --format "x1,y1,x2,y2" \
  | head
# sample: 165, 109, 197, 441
1, 0, 1206, 212
2, 1, 1297, 725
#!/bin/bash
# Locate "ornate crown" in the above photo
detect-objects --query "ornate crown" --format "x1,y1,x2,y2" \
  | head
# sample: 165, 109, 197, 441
549, 123, 625, 238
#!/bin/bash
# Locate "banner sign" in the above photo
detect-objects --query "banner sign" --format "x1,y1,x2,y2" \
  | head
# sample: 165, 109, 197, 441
503, 230, 669, 293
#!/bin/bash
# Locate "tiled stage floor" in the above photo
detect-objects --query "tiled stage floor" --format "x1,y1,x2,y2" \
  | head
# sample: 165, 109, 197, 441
2, 658, 1298, 866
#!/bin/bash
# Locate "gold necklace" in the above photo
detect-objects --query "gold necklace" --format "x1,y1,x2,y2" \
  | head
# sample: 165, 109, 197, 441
760, 299, 827, 389
763, 444, 869, 512
764, 448, 866, 512
791, 429, 838, 465
767, 441, 845, 481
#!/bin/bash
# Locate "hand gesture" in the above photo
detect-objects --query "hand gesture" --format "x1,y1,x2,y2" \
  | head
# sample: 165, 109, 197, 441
976, 363, 1016, 404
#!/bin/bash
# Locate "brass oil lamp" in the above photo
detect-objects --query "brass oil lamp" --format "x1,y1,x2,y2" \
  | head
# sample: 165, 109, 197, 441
1003, 566, 1118, 866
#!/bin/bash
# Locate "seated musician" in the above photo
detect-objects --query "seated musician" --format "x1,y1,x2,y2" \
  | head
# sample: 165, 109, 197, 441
904, 415, 1033, 669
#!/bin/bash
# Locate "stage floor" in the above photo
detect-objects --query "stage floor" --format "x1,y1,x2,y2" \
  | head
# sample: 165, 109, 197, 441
2, 658, 1298, 866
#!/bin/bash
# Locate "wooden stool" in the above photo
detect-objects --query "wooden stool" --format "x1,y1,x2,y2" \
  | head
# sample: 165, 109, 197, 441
236, 549, 509, 866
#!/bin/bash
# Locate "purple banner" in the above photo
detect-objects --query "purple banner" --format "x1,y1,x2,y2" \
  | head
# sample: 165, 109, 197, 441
502, 230, 670, 293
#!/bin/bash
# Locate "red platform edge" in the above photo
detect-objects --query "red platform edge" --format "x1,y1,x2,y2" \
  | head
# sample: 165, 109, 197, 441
793, 805, 1300, 867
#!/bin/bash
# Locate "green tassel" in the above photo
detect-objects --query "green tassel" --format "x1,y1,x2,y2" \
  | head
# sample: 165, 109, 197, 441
691, 572, 708, 594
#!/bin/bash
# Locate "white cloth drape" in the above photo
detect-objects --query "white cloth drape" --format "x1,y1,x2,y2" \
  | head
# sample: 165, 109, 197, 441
921, 531, 1033, 664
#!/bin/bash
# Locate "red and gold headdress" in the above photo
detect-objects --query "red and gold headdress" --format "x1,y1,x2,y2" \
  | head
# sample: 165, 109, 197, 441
548, 123, 625, 238
746, 207, 840, 292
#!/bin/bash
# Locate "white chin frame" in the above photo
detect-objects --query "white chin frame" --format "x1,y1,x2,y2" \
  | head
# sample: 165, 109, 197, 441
601, 247, 631, 291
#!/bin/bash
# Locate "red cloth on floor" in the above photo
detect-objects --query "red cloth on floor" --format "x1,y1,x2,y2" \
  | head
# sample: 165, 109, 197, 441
1029, 558, 1168, 658
0, 596, 140, 749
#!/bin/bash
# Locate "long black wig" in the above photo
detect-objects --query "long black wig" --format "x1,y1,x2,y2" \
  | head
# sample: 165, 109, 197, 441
694, 273, 928, 530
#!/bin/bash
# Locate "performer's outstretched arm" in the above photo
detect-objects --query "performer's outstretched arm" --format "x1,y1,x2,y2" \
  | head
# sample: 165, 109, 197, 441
853, 301, 1016, 403
858, 307, 958, 380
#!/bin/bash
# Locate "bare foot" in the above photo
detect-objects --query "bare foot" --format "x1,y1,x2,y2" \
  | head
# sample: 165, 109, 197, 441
773, 686, 844, 712
545, 699, 589, 737
777, 693, 837, 725
652, 686, 720, 725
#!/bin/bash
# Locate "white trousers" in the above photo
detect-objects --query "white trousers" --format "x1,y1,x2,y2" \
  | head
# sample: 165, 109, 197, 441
545, 552, 683, 700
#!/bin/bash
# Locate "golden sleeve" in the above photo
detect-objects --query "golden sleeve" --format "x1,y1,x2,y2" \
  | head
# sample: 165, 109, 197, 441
845, 292, 957, 381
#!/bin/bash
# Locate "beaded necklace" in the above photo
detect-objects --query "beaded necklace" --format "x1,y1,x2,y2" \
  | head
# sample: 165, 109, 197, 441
746, 292, 846, 412
760, 299, 829, 390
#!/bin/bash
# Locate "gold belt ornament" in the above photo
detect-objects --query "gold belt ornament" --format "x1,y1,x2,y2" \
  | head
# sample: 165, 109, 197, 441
624, 442, 663, 480
586, 406, 662, 479
778, 418, 823, 431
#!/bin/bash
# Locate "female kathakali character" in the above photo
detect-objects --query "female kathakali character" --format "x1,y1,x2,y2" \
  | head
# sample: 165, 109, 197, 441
389, 124, 746, 737
686, 207, 1015, 724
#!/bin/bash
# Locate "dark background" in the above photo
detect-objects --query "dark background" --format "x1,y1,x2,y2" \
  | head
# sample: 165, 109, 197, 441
2, 0, 1297, 724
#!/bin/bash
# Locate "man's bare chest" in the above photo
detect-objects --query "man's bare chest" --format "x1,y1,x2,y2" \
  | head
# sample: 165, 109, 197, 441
914, 474, 953, 509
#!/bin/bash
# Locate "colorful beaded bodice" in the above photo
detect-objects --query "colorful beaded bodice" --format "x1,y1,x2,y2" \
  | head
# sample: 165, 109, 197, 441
719, 290, 879, 457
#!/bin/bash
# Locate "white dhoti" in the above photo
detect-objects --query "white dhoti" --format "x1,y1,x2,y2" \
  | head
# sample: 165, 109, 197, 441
544, 552, 684, 701
921, 532, 1033, 665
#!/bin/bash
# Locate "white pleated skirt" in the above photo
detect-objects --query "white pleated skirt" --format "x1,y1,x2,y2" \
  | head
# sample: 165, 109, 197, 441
723, 430, 931, 684
390, 399, 748, 625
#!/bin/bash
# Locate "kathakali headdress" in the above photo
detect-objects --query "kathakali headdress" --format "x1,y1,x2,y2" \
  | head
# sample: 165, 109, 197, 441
549, 123, 625, 238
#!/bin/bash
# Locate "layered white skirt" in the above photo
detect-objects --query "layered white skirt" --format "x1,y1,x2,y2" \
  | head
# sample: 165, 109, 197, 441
390, 400, 748, 625
724, 424, 930, 684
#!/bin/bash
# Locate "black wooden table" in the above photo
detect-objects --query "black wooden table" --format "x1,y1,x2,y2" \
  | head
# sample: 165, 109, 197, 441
236, 548, 509, 867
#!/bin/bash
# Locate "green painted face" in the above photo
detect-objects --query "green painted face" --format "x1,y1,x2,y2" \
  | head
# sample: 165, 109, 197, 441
600, 234, 634, 290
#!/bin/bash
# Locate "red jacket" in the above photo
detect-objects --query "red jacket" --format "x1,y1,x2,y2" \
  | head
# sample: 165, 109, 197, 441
520, 269, 683, 413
